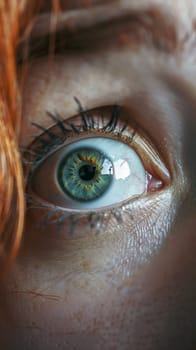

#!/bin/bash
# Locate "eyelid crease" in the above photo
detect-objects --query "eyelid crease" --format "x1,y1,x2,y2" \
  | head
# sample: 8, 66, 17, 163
23, 104, 170, 190
22, 103, 171, 237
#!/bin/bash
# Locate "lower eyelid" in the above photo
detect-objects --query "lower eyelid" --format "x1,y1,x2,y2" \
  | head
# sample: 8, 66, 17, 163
25, 187, 173, 246
23, 103, 171, 235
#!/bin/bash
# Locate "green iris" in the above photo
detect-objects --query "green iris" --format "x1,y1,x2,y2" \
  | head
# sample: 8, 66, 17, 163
57, 148, 113, 201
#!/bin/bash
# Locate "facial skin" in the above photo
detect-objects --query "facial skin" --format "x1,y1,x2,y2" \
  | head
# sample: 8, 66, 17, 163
1, 1, 196, 349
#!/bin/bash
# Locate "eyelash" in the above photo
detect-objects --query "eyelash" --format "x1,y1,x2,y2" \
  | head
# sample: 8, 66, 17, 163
25, 98, 132, 165
23, 99, 136, 234
21, 97, 137, 178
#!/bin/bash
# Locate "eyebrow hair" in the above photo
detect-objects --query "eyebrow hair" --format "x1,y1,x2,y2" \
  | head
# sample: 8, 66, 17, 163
17, 5, 179, 64
39, 0, 114, 13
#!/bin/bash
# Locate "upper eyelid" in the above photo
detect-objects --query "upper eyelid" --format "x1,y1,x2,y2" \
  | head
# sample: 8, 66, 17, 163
19, 49, 181, 177
17, 5, 179, 64
24, 105, 169, 217
22, 104, 170, 186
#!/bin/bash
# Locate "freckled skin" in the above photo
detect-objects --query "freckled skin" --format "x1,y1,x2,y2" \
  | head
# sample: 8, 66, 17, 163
1, 1, 196, 349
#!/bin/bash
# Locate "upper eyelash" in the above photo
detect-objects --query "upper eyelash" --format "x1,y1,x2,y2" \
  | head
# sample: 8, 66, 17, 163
74, 96, 122, 133
22, 100, 166, 236
33, 98, 125, 139
22, 98, 128, 166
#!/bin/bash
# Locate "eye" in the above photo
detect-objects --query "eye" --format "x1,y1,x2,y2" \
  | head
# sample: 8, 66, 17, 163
30, 137, 147, 210
24, 104, 170, 213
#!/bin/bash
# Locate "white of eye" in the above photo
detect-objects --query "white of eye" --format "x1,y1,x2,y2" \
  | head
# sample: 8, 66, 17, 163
65, 138, 146, 209
31, 137, 147, 211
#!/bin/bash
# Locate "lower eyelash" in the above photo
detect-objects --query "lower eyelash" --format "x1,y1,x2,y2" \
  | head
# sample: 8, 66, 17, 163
27, 195, 124, 236
23, 100, 136, 235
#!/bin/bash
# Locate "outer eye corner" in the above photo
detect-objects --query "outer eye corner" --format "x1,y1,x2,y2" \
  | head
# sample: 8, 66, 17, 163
25, 105, 170, 214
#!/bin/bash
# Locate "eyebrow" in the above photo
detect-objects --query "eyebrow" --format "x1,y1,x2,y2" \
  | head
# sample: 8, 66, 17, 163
17, 5, 179, 64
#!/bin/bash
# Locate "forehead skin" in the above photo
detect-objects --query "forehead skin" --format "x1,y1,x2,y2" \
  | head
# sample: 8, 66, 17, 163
1, 1, 196, 350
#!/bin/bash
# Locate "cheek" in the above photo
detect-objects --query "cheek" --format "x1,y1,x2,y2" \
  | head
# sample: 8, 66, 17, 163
0, 190, 175, 349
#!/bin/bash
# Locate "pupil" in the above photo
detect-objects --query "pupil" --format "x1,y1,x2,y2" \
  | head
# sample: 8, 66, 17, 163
79, 164, 96, 181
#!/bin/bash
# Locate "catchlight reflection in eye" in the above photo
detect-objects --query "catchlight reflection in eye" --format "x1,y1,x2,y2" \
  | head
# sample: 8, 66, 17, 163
31, 137, 146, 210
25, 104, 169, 213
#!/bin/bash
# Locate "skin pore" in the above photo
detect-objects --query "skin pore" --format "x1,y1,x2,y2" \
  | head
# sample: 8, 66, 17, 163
1, 1, 196, 349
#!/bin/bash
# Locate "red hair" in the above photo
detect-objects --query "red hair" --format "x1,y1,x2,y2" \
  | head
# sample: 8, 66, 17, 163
0, 0, 44, 276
